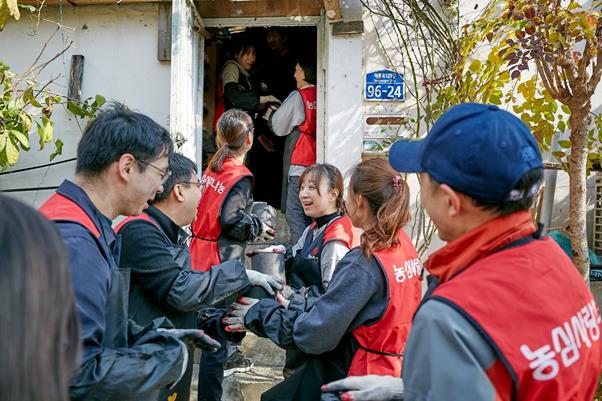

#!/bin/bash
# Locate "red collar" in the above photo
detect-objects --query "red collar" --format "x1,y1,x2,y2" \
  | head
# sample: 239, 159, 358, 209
425, 211, 536, 282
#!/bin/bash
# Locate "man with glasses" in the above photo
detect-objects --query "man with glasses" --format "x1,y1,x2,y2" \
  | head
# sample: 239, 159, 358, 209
116, 153, 283, 401
39, 103, 199, 401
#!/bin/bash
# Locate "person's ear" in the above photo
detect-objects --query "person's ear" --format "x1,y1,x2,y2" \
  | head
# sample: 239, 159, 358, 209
246, 131, 253, 147
439, 184, 462, 217
173, 184, 186, 203
330, 188, 339, 203
117, 153, 137, 182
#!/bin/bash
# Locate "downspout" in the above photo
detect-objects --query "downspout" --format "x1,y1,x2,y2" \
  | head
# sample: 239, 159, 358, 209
540, 136, 560, 230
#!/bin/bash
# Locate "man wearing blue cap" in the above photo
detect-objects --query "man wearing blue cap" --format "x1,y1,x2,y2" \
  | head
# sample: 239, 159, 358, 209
322, 103, 601, 401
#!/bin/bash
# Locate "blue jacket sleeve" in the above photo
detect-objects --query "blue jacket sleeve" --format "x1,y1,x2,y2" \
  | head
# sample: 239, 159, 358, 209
244, 250, 386, 355
60, 225, 186, 401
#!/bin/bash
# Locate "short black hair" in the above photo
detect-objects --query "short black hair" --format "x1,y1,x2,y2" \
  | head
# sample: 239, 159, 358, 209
297, 54, 316, 85
470, 168, 543, 215
153, 153, 198, 202
231, 36, 255, 58
430, 168, 544, 216
75, 102, 174, 177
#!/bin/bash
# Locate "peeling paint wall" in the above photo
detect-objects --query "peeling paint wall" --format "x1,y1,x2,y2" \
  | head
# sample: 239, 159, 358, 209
0, 4, 169, 207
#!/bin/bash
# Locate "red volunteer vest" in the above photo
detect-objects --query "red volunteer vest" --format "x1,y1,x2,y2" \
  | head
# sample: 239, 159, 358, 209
290, 86, 317, 167
114, 213, 158, 233
39, 193, 100, 238
189, 157, 252, 271
305, 215, 359, 258
348, 230, 423, 377
432, 236, 602, 401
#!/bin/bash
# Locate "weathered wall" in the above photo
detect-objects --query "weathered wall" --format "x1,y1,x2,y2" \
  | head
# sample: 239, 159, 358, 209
0, 4, 169, 207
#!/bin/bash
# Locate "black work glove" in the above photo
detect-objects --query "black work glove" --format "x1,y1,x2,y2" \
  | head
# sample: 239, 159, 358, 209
158, 328, 221, 352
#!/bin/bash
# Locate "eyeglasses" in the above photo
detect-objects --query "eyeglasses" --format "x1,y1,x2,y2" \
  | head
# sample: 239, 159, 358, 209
179, 180, 202, 189
136, 158, 172, 184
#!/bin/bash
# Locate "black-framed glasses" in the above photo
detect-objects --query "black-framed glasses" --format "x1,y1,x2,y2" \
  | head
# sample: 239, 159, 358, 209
136, 158, 172, 184
179, 180, 202, 189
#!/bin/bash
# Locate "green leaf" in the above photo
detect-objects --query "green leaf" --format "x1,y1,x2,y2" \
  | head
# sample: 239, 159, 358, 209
23, 86, 43, 108
49, 139, 63, 161
561, 105, 570, 114
10, 129, 29, 149
67, 100, 85, 117
18, 4, 36, 12
0, 0, 9, 31
0, 130, 6, 152
558, 139, 571, 148
5, 136, 18, 165
557, 120, 566, 132
37, 116, 53, 149
552, 150, 566, 158
94, 94, 106, 107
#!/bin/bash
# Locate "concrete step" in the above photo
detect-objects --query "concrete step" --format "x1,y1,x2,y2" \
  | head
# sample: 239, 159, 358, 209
191, 333, 286, 401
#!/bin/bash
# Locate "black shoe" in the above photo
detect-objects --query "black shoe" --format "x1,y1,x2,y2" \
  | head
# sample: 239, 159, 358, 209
223, 350, 254, 377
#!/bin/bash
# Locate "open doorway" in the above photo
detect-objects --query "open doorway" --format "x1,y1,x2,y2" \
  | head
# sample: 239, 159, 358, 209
202, 25, 318, 210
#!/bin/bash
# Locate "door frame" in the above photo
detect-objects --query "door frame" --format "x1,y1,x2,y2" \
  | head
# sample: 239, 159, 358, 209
202, 15, 327, 162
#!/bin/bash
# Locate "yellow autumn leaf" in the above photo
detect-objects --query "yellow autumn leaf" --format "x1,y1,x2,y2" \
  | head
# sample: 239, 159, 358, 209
6, 0, 18, 20
0, 0, 9, 30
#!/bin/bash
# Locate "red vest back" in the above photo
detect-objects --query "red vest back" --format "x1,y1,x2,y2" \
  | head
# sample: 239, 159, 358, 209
348, 230, 423, 377
39, 193, 100, 238
290, 86, 317, 167
114, 213, 158, 233
433, 236, 602, 401
189, 157, 252, 271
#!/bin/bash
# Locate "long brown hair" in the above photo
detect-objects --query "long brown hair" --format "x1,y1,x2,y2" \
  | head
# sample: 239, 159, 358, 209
208, 109, 253, 172
0, 195, 81, 401
348, 158, 411, 258
299, 163, 345, 212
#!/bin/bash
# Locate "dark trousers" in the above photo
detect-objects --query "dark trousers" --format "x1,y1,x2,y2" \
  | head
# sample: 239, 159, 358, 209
197, 333, 227, 401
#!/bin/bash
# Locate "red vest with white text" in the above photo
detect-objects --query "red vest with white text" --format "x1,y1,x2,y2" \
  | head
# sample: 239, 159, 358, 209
348, 230, 423, 377
290, 86, 317, 167
189, 157, 252, 271
432, 236, 602, 401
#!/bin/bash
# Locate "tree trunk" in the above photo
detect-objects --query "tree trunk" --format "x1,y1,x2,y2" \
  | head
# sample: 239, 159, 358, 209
568, 105, 591, 279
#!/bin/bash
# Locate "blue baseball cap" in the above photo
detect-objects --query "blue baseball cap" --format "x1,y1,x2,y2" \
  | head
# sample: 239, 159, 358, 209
388, 103, 543, 203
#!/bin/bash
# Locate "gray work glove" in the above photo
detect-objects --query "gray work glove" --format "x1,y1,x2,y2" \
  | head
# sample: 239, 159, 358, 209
256, 221, 276, 242
246, 269, 283, 296
157, 328, 221, 352
223, 296, 259, 332
259, 95, 281, 104
322, 375, 404, 401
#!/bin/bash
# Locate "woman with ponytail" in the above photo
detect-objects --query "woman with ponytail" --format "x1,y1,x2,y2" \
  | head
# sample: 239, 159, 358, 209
190, 109, 276, 401
224, 158, 423, 401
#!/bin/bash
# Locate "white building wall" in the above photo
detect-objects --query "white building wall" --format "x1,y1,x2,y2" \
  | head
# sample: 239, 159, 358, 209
0, 4, 169, 207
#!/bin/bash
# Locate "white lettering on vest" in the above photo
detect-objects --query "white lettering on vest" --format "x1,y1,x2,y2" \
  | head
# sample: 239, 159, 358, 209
200, 175, 225, 194
393, 258, 422, 283
519, 299, 601, 381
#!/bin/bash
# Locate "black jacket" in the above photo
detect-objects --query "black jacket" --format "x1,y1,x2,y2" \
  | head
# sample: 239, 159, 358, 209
118, 205, 252, 328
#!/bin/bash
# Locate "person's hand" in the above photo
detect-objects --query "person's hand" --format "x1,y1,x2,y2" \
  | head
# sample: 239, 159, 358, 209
246, 270, 283, 295
321, 375, 404, 401
223, 297, 259, 332
258, 135, 276, 152
157, 328, 221, 352
246, 244, 286, 257
260, 95, 281, 104
263, 104, 279, 121
257, 222, 276, 242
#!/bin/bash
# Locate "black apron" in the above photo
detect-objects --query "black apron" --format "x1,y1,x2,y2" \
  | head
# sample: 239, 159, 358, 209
126, 221, 195, 401
285, 222, 330, 293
